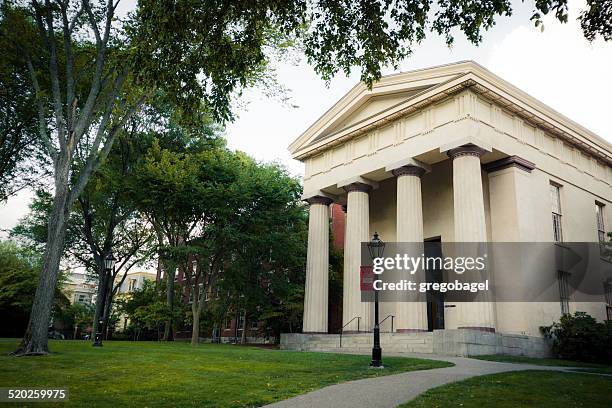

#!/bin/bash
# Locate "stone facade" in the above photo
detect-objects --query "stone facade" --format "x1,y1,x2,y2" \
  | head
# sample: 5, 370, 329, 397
288, 61, 612, 357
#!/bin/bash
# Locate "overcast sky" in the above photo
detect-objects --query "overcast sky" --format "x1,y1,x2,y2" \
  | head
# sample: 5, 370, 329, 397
1, 0, 611, 238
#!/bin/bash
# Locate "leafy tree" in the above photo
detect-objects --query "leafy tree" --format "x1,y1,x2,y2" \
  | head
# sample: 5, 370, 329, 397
0, 13, 48, 200
11, 127, 155, 341
0, 241, 67, 337
130, 131, 233, 341
221, 160, 307, 343
116, 279, 186, 341
54, 301, 94, 339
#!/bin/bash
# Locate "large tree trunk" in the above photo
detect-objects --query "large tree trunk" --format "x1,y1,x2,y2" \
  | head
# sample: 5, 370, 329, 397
163, 259, 175, 341
14, 175, 70, 355
241, 310, 247, 345
191, 303, 201, 346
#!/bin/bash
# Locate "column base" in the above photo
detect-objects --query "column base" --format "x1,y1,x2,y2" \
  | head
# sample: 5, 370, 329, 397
458, 326, 496, 333
302, 331, 329, 334
396, 328, 428, 333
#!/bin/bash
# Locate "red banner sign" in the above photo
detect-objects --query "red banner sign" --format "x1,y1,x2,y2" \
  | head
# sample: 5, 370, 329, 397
360, 266, 375, 292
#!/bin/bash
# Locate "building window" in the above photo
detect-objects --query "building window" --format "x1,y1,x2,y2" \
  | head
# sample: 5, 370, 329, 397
605, 283, 612, 321
128, 278, 137, 292
550, 183, 563, 242
238, 311, 245, 330
223, 318, 231, 330
596, 202, 606, 243
250, 320, 259, 330
558, 270, 571, 315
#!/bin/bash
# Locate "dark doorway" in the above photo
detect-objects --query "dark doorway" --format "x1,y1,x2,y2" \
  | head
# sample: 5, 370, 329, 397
425, 237, 444, 331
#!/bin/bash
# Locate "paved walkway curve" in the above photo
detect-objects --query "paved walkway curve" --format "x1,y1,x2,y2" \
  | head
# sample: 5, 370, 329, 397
264, 353, 598, 408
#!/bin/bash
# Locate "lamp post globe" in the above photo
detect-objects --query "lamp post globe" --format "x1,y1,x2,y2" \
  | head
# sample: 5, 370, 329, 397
367, 232, 385, 368
104, 252, 116, 271
93, 252, 116, 347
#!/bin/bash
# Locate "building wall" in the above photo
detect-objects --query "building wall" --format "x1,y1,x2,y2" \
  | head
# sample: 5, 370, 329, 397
330, 203, 345, 251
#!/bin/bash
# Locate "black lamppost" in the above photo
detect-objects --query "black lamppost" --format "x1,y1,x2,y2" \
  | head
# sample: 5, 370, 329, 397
367, 232, 385, 368
93, 252, 116, 347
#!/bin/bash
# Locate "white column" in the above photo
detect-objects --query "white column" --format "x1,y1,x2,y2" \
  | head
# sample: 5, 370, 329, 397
342, 183, 371, 332
393, 165, 428, 332
448, 144, 495, 331
302, 196, 332, 333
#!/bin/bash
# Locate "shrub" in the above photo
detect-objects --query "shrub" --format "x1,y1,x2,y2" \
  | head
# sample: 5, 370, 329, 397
541, 312, 612, 364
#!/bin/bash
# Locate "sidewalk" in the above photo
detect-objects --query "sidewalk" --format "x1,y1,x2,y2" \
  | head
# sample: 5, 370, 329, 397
264, 353, 590, 408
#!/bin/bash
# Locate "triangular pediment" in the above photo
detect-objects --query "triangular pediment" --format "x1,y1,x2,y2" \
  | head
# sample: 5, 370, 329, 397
288, 61, 473, 157
312, 87, 432, 144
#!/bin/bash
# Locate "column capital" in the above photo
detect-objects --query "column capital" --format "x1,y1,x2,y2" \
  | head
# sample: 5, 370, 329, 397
385, 157, 430, 177
337, 176, 378, 192
342, 182, 372, 193
391, 165, 426, 178
447, 144, 487, 160
483, 155, 536, 173
304, 195, 333, 206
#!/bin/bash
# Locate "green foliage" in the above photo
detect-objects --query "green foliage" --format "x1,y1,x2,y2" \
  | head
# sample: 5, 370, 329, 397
127, 124, 307, 340
54, 302, 95, 339
10, 190, 74, 252
0, 6, 47, 200
579, 0, 612, 41
216, 158, 307, 338
0, 240, 67, 337
116, 280, 187, 340
0, 241, 41, 310
132, 0, 610, 96
541, 312, 612, 364
130, 0, 304, 123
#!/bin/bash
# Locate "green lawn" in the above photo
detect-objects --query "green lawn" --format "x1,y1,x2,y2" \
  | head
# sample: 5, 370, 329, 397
0, 339, 451, 407
472, 355, 612, 374
400, 370, 612, 408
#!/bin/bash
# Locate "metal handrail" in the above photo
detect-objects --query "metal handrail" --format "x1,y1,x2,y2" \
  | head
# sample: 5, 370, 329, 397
379, 314, 395, 333
339, 316, 361, 348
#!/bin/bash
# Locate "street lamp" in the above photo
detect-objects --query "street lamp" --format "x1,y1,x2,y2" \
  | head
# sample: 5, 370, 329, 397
367, 232, 385, 368
93, 252, 116, 347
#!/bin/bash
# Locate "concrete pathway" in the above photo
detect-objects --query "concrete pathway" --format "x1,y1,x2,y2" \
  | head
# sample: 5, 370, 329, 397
264, 353, 598, 408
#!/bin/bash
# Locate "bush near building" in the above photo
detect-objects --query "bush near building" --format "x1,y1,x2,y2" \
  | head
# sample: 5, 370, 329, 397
541, 312, 612, 364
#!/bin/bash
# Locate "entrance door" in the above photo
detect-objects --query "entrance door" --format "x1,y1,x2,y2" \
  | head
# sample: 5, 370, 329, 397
425, 238, 444, 331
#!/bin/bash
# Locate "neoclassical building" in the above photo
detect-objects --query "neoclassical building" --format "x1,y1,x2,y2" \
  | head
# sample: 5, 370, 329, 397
284, 61, 612, 356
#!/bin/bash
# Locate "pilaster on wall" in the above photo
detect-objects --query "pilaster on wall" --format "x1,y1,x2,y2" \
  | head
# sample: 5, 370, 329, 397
485, 156, 537, 335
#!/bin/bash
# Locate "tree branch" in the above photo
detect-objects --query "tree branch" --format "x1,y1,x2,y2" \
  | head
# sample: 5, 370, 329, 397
24, 52, 57, 162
